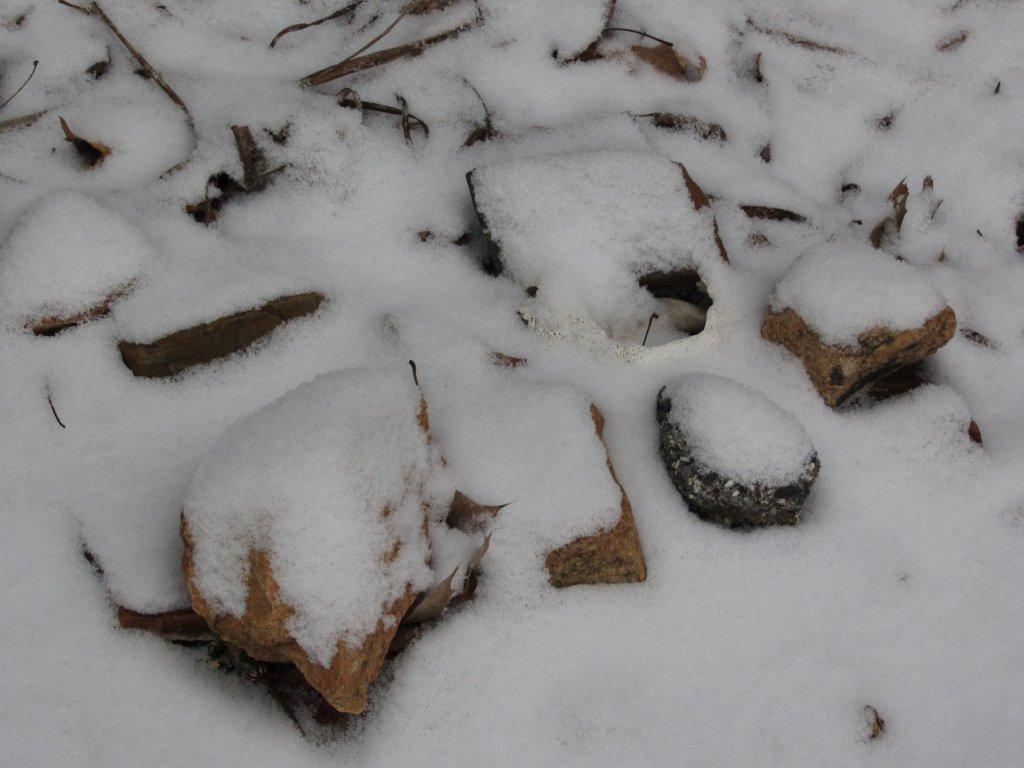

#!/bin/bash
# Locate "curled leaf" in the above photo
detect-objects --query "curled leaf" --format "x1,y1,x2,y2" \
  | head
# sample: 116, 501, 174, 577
446, 490, 508, 531
58, 116, 111, 168
403, 567, 458, 625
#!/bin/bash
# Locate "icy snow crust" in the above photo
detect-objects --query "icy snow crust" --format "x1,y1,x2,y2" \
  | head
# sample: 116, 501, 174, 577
3, 0, 1024, 766
662, 374, 815, 485
183, 368, 446, 666
470, 151, 723, 342
771, 241, 947, 346
0, 190, 150, 323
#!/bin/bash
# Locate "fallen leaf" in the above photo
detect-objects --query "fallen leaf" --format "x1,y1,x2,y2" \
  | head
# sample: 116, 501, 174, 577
631, 44, 706, 82
446, 490, 508, 531
403, 567, 458, 625
58, 116, 111, 168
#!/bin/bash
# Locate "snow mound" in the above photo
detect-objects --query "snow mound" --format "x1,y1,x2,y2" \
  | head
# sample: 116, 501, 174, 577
468, 150, 725, 342
434, 377, 623, 560
770, 240, 946, 346
0, 190, 151, 323
660, 373, 816, 486
479, 0, 612, 59
182, 367, 450, 667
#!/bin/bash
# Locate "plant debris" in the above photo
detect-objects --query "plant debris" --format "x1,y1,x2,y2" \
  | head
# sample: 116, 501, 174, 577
185, 126, 285, 224
635, 112, 726, 141
490, 351, 526, 368
746, 18, 849, 55
0, 59, 38, 113
631, 43, 707, 82
117, 606, 215, 642
936, 30, 968, 52
868, 177, 910, 248
86, 51, 110, 79
301, 1, 479, 87
58, 1, 195, 175
269, 0, 363, 48
740, 204, 806, 222
58, 116, 111, 168
337, 89, 429, 143
446, 491, 508, 531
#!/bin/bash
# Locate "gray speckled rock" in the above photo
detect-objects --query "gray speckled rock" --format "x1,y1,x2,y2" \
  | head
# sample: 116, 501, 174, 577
656, 377, 820, 527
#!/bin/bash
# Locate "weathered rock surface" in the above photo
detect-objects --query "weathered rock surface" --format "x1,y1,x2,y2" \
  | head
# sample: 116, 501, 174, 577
119, 292, 324, 377
183, 523, 417, 714
656, 378, 819, 527
545, 405, 647, 586
181, 368, 446, 715
762, 305, 956, 407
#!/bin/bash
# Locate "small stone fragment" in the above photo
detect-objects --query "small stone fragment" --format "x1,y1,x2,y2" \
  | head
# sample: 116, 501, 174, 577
545, 405, 647, 587
657, 374, 819, 527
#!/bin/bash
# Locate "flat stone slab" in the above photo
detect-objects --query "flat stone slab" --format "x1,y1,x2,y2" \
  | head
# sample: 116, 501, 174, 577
118, 292, 324, 378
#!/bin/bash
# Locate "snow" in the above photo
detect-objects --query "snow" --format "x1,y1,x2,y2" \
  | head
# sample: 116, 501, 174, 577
770, 240, 948, 346
469, 150, 726, 343
2, 0, 1024, 765
661, 373, 815, 485
183, 367, 447, 666
0, 190, 150, 324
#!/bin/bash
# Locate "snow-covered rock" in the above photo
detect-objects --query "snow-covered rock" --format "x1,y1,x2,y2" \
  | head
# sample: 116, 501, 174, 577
467, 150, 729, 349
657, 374, 819, 527
763, 240, 957, 406
181, 367, 454, 714
0, 190, 150, 333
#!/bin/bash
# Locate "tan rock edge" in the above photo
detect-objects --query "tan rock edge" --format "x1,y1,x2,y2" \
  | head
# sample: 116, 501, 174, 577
119, 291, 324, 378
761, 305, 957, 407
545, 405, 648, 587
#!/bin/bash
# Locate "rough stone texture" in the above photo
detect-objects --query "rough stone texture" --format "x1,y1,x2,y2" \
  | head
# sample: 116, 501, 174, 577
181, 391, 432, 715
182, 522, 417, 714
656, 389, 820, 527
119, 292, 324, 378
761, 305, 956, 407
545, 405, 647, 587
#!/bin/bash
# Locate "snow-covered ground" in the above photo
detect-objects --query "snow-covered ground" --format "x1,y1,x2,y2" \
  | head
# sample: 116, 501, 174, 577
2, 1, 1023, 765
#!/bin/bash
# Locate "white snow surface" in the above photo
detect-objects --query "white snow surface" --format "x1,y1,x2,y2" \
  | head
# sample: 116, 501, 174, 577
183, 367, 447, 666
771, 240, 947, 346
470, 150, 725, 341
0, 190, 150, 323
2, 0, 1024, 766
662, 373, 815, 485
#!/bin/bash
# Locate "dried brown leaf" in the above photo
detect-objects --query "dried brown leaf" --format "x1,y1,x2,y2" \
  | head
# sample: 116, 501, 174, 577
632, 43, 706, 81
446, 490, 508, 531
403, 567, 458, 625
58, 116, 111, 168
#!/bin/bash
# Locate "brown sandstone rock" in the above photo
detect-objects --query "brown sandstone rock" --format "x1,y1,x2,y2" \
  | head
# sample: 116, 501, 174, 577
761, 305, 956, 407
545, 405, 647, 587
182, 518, 417, 714
119, 291, 324, 378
